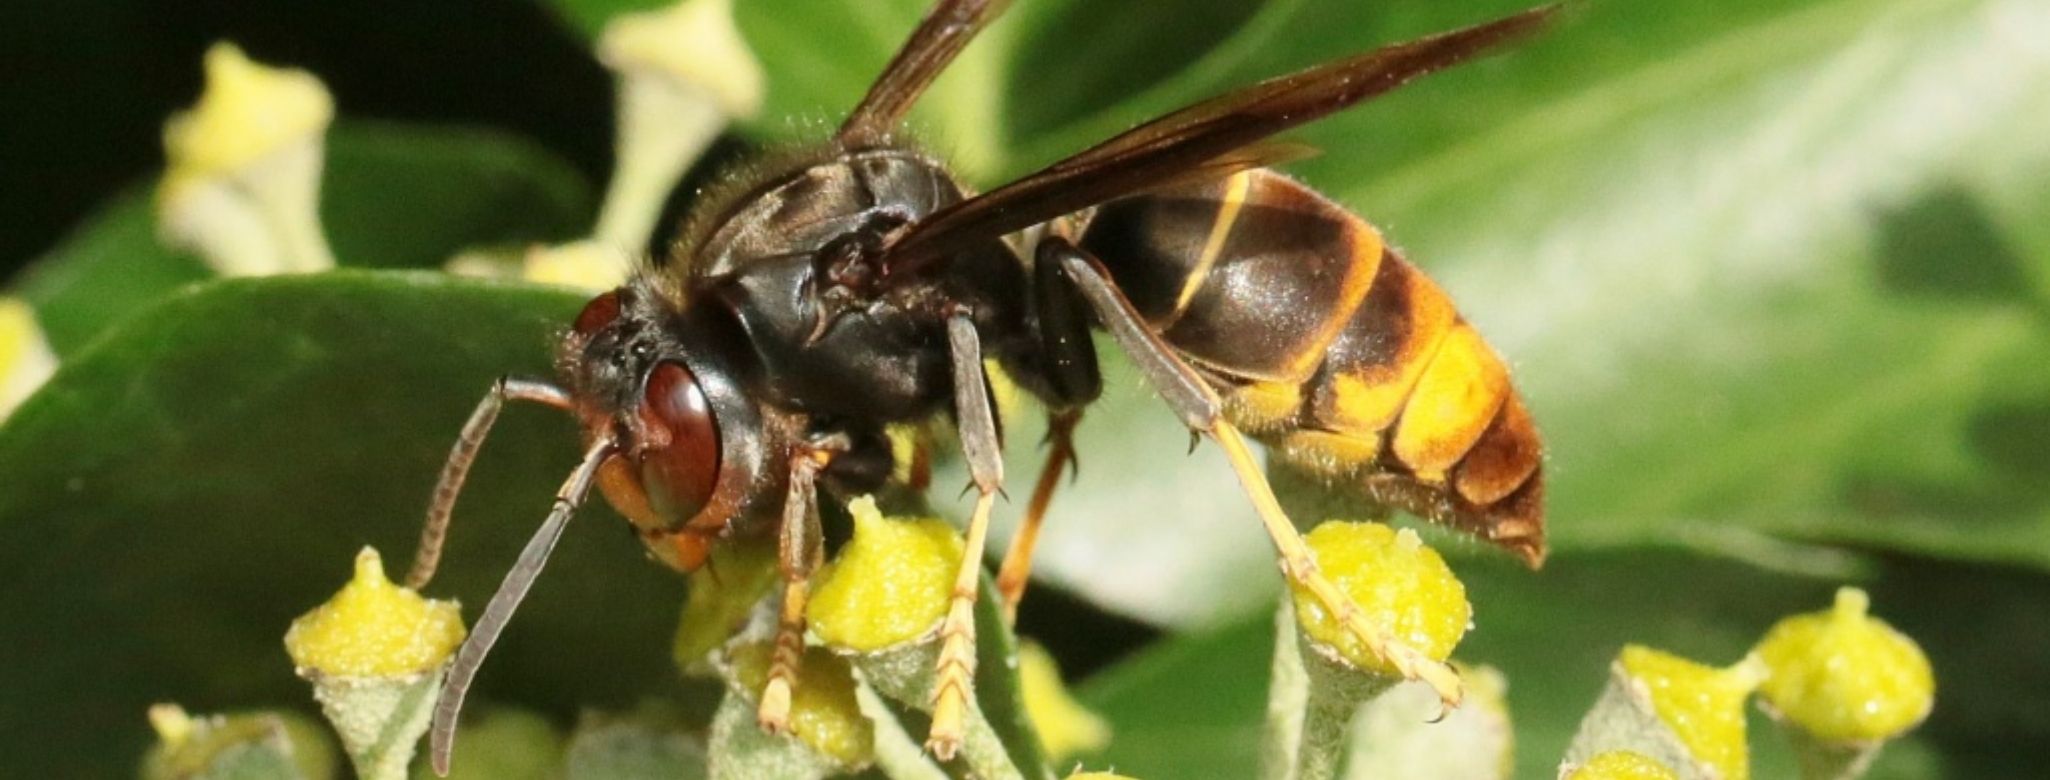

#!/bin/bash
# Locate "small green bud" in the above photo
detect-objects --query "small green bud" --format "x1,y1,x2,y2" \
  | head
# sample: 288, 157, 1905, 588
672, 539, 779, 674
725, 642, 875, 770
143, 704, 336, 780
1288, 522, 1470, 677
808, 496, 959, 652
285, 547, 465, 780
1754, 588, 1933, 743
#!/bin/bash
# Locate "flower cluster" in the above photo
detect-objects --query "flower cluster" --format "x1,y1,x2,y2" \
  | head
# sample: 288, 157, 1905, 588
1564, 587, 1932, 780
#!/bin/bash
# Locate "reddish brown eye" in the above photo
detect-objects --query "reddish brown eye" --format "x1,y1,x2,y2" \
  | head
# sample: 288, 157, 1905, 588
573, 290, 624, 336
637, 362, 721, 524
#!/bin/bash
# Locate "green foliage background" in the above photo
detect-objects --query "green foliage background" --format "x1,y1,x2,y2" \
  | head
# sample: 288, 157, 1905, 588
3, 0, 2048, 776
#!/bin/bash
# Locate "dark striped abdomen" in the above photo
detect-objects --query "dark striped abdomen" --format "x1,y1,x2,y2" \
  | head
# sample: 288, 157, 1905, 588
1081, 170, 1546, 564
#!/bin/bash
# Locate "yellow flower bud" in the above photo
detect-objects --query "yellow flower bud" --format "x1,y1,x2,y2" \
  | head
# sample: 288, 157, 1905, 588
285, 547, 465, 678
1564, 750, 1680, 780
1018, 641, 1111, 761
158, 42, 337, 275
1617, 646, 1766, 780
592, 0, 764, 249
807, 496, 960, 652
1754, 587, 1933, 743
0, 298, 56, 418
1288, 522, 1470, 675
598, 0, 763, 120
673, 539, 778, 672
161, 43, 333, 190
522, 240, 634, 291
727, 642, 875, 768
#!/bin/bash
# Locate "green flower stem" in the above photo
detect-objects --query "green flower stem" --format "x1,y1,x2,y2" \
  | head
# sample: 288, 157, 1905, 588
1261, 605, 1311, 780
1786, 729, 1882, 780
591, 74, 724, 250
850, 639, 1029, 780
304, 670, 441, 780
591, 0, 763, 253
707, 691, 837, 780
857, 682, 950, 780
1260, 600, 1398, 780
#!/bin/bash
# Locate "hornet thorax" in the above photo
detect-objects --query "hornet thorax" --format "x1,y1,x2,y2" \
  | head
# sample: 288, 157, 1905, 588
683, 147, 1033, 421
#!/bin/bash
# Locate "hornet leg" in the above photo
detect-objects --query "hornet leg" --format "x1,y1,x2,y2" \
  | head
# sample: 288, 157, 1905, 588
995, 408, 1080, 623
759, 437, 841, 733
1048, 238, 1463, 707
994, 236, 1104, 621
927, 312, 1006, 760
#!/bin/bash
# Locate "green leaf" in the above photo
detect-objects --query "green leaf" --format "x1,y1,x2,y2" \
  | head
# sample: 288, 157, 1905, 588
1076, 548, 2041, 779
1350, 0, 2050, 565
14, 122, 594, 355
319, 123, 594, 271
0, 272, 686, 776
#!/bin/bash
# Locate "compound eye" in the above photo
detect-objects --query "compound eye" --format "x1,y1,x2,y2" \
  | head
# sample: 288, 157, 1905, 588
573, 289, 625, 336
637, 361, 721, 524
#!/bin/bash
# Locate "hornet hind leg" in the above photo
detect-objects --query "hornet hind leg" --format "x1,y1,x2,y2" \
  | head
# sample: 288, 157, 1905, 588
1046, 237, 1464, 707
995, 240, 1102, 620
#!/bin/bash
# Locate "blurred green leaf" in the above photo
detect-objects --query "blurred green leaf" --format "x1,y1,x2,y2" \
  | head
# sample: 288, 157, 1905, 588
15, 122, 594, 354
1355, 0, 2050, 564
561, 708, 706, 779
927, 0, 2050, 626
1076, 547, 2046, 778
0, 272, 689, 776
319, 123, 594, 271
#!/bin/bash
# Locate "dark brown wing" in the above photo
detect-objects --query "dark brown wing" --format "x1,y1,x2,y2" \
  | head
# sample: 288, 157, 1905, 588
839, 0, 1011, 144
881, 4, 1559, 273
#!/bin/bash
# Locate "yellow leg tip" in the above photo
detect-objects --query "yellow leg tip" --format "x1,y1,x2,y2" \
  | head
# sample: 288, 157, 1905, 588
1410, 654, 1465, 710
1336, 612, 1464, 707
926, 694, 966, 760
757, 679, 793, 734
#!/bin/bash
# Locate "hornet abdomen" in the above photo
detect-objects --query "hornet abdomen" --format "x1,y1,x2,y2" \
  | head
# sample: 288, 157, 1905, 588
1080, 170, 1546, 564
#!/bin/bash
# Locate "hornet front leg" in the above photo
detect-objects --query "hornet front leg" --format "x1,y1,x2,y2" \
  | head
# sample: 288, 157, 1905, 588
758, 436, 843, 734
